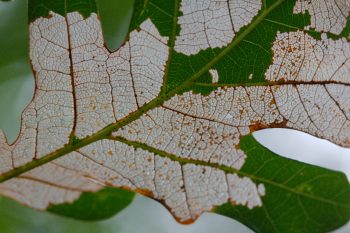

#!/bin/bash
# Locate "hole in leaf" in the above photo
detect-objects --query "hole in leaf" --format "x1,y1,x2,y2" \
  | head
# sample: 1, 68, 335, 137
0, 1, 32, 143
96, 0, 134, 51
253, 128, 350, 180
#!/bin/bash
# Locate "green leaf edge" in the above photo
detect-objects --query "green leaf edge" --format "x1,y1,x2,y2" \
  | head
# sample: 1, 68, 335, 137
28, 0, 97, 22
48, 187, 135, 221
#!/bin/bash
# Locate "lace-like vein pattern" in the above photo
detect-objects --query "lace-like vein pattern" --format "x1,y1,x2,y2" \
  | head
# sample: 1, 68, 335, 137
0, 11, 169, 173
174, 0, 262, 55
0, 11, 267, 222
293, 0, 350, 34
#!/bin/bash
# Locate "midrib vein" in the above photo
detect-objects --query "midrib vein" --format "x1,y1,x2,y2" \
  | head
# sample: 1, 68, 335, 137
0, 0, 285, 183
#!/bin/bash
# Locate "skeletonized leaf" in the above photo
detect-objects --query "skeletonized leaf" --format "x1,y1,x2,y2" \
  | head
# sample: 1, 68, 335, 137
1, 0, 350, 232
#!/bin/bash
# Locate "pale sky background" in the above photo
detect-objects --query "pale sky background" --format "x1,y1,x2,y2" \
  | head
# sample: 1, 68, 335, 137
0, 1, 350, 233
